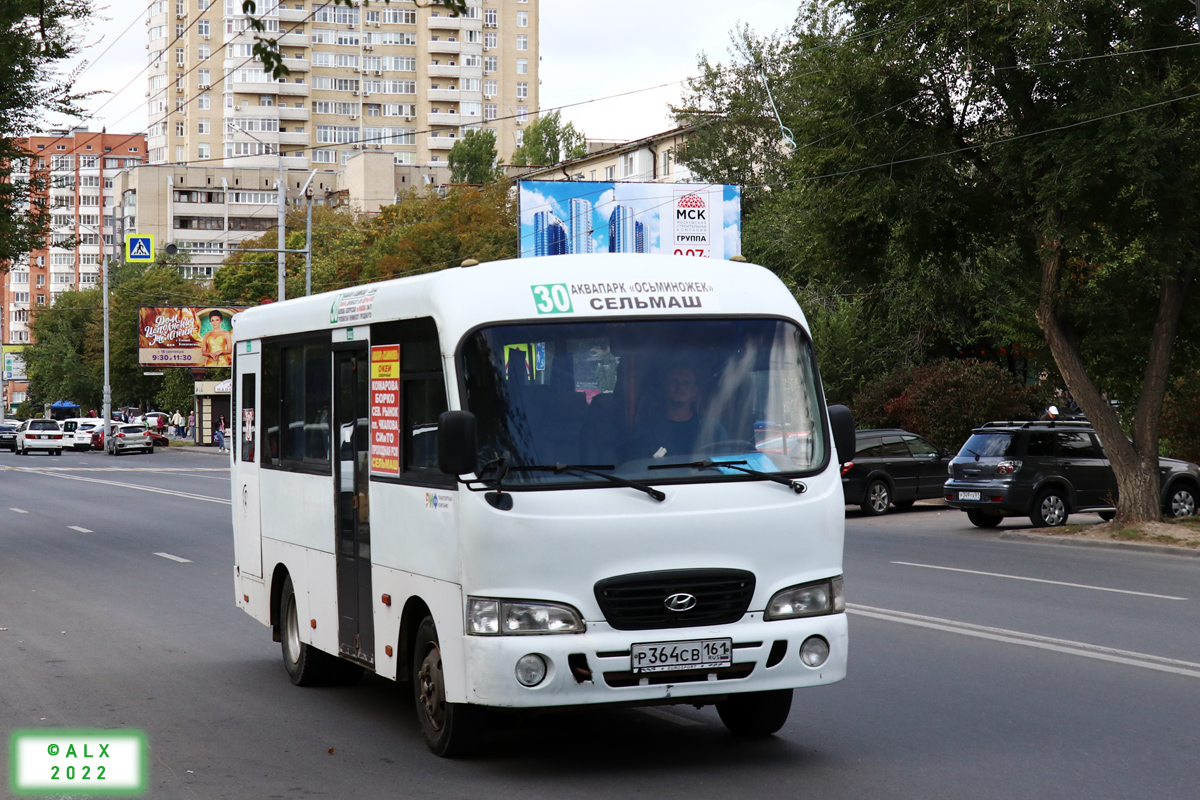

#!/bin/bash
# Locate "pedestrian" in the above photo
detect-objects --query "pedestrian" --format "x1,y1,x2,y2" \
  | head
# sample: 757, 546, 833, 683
171, 409, 185, 439
215, 414, 227, 452
187, 410, 195, 440
156, 413, 166, 437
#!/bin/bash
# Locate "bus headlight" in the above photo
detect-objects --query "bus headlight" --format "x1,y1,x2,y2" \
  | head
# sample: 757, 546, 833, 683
468, 598, 585, 635
764, 576, 845, 620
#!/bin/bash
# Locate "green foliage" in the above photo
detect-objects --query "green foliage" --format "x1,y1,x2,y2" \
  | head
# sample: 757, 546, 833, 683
24, 288, 103, 408
0, 0, 94, 266
215, 187, 517, 303
853, 359, 1045, 451
510, 110, 587, 166
448, 128, 502, 184
677, 1, 1200, 400
155, 369, 196, 415
1161, 374, 1200, 465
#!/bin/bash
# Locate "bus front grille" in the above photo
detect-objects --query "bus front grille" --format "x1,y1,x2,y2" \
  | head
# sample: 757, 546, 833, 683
594, 568, 755, 631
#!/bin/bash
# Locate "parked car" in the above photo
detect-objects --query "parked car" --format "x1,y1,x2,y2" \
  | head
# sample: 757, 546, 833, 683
145, 428, 170, 448
60, 418, 103, 451
15, 419, 65, 456
945, 420, 1200, 527
0, 420, 18, 451
107, 424, 154, 456
841, 428, 951, 515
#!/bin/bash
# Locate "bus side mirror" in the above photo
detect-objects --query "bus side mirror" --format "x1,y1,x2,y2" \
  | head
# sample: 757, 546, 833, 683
438, 410, 478, 477
828, 404, 855, 466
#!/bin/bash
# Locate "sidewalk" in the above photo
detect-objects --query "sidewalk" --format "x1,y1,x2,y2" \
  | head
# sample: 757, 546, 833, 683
168, 442, 229, 457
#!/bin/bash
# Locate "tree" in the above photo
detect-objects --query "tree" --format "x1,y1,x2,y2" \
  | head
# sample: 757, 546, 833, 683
509, 110, 587, 166
0, 0, 92, 267
677, 2, 1200, 524
448, 128, 502, 184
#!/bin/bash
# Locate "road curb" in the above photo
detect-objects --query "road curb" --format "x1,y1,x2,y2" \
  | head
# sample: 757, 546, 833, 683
999, 531, 1200, 558
168, 445, 228, 457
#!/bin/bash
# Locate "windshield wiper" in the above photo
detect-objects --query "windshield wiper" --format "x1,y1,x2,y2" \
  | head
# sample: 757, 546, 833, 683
510, 463, 666, 502
649, 459, 807, 494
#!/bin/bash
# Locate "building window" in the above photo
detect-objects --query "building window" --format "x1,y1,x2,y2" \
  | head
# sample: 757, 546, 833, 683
198, 69, 210, 87
517, 59, 528, 75
176, 48, 185, 66
662, 149, 672, 176
176, 121, 185, 136
484, 79, 498, 97
516, 82, 528, 99
198, 44, 210, 60
517, 35, 528, 51
484, 55, 497, 73
197, 19, 210, 36
198, 93, 210, 109
198, 143, 210, 160
605, 165, 616, 181
484, 32, 497, 49
197, 118, 210, 134
484, 8, 497, 26
517, 11, 528, 27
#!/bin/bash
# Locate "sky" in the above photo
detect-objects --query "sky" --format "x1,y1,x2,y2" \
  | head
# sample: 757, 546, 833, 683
49, 0, 799, 143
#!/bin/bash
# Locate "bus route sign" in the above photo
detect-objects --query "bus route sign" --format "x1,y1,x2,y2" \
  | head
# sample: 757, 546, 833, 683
369, 344, 400, 477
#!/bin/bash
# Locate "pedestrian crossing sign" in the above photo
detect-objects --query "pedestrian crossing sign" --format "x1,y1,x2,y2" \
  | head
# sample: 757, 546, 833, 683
125, 234, 154, 263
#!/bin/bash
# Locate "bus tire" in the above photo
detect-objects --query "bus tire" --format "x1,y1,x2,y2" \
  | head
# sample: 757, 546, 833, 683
280, 575, 334, 686
412, 615, 484, 757
716, 688, 793, 737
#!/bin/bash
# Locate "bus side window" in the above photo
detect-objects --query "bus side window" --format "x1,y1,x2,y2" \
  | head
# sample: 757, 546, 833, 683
371, 317, 452, 485
241, 373, 256, 463
261, 334, 331, 472
262, 341, 279, 466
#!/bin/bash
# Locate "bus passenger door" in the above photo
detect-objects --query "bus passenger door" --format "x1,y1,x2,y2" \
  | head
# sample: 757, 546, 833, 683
334, 346, 374, 666
235, 348, 262, 579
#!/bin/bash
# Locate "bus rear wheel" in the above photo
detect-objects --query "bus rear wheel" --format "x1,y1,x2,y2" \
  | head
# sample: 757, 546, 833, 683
280, 575, 335, 686
412, 615, 484, 757
716, 688, 793, 737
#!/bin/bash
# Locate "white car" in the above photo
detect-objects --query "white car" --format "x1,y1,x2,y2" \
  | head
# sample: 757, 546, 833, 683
16, 419, 65, 456
60, 418, 103, 451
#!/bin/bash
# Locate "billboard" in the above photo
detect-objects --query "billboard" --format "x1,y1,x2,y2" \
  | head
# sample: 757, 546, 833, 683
3, 347, 26, 381
138, 307, 245, 367
518, 181, 741, 260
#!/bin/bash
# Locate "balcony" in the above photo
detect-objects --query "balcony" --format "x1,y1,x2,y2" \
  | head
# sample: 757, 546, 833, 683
273, 31, 310, 47
427, 112, 463, 126
232, 80, 283, 95
281, 56, 309, 73
427, 88, 460, 103
427, 40, 461, 55
426, 64, 460, 78
427, 16, 462, 30
279, 131, 310, 146
277, 82, 311, 97
277, 106, 310, 121
426, 135, 457, 150
278, 7, 309, 22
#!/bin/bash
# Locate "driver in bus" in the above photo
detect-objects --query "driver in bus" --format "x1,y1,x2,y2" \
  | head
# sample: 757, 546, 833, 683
621, 365, 728, 461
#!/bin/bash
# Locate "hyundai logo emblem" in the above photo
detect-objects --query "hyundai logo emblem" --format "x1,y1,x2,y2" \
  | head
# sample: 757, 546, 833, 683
664, 593, 697, 612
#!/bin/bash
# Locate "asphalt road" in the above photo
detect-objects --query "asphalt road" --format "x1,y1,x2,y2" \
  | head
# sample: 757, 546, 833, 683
2, 446, 1198, 799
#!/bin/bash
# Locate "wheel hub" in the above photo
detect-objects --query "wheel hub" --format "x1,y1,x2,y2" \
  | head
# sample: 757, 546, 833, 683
417, 646, 446, 732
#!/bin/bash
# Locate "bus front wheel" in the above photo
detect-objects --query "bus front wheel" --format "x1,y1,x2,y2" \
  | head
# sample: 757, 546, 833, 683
280, 575, 334, 686
716, 688, 793, 737
412, 615, 485, 757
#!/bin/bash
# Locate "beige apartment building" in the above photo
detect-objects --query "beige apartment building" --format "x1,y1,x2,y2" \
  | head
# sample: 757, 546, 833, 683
111, 151, 440, 278
517, 125, 700, 185
146, 0, 538, 172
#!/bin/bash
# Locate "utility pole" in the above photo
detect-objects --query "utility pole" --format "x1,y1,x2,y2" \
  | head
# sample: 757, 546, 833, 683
276, 150, 286, 302
300, 170, 317, 295
102, 201, 118, 427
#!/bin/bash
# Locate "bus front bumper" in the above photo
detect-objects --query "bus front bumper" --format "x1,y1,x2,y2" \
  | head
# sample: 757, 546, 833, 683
460, 612, 848, 708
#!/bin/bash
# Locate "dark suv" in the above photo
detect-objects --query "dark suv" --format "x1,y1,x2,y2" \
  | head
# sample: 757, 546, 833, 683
842, 429, 951, 515
945, 420, 1200, 527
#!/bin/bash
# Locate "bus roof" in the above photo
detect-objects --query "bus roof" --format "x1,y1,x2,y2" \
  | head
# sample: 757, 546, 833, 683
231, 253, 808, 345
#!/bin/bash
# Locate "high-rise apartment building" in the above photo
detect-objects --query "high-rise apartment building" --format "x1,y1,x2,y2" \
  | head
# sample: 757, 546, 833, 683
1, 128, 146, 412
146, 0, 538, 172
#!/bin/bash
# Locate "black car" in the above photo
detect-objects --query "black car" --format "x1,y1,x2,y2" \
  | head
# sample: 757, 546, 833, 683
0, 420, 17, 451
945, 420, 1200, 527
842, 428, 951, 515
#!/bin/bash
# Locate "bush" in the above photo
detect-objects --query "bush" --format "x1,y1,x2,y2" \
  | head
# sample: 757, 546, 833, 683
852, 359, 1043, 451
1161, 374, 1200, 464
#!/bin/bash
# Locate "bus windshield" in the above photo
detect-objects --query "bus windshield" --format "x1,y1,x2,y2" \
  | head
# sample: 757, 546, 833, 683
460, 318, 828, 486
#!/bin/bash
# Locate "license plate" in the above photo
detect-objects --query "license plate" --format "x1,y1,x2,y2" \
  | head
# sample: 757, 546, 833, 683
958, 491, 981, 501
631, 638, 733, 673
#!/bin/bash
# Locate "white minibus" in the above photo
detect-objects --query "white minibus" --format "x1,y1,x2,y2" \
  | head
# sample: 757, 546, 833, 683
230, 253, 855, 756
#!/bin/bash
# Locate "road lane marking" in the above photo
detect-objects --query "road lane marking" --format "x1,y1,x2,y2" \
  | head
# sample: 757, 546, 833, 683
0, 467, 228, 472
67, 526, 93, 533
4, 468, 232, 505
849, 604, 1200, 680
154, 552, 192, 563
10, 508, 28, 513
891, 561, 1187, 600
